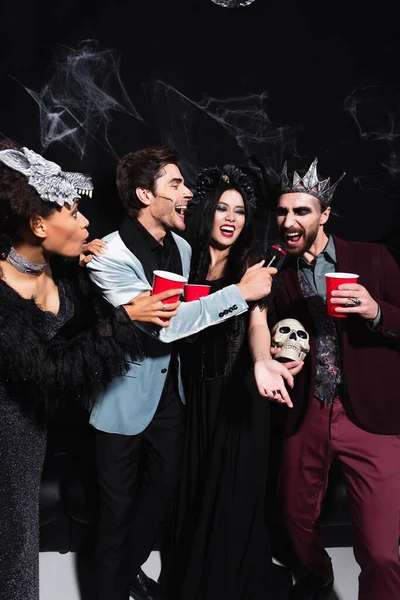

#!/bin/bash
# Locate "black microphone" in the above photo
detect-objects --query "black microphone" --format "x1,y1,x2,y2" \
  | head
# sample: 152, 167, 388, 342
265, 242, 287, 270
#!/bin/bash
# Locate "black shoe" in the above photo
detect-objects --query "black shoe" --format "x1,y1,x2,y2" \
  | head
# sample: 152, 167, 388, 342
289, 573, 334, 600
130, 568, 166, 600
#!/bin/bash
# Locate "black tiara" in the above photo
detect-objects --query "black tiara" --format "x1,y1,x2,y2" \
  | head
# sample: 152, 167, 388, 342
189, 165, 258, 210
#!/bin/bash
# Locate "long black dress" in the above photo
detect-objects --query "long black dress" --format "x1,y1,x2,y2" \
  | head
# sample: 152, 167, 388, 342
0, 259, 142, 600
167, 278, 276, 600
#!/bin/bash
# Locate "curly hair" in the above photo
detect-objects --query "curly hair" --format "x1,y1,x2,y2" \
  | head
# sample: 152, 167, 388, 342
116, 145, 180, 217
0, 140, 57, 258
185, 164, 263, 285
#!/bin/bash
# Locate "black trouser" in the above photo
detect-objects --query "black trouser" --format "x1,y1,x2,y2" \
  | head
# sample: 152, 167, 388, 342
95, 370, 185, 600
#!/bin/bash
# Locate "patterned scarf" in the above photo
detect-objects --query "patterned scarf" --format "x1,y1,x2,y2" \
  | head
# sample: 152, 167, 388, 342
298, 269, 342, 405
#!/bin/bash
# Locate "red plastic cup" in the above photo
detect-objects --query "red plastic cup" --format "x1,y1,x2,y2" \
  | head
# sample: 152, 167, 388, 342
184, 284, 211, 302
152, 270, 187, 321
325, 272, 359, 318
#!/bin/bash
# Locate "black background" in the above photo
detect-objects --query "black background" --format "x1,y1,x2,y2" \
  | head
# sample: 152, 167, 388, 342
1, 0, 400, 256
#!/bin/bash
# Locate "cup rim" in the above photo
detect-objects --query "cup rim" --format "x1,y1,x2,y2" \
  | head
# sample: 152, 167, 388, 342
153, 270, 188, 283
325, 272, 359, 279
184, 284, 211, 289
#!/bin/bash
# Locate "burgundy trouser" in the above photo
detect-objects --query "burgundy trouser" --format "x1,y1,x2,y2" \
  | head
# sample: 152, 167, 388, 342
279, 396, 400, 600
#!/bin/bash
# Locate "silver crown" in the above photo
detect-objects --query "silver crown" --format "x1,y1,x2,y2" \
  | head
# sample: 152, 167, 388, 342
280, 158, 345, 206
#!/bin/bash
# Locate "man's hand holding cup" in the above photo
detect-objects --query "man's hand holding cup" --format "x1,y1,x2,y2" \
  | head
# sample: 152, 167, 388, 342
326, 272, 379, 320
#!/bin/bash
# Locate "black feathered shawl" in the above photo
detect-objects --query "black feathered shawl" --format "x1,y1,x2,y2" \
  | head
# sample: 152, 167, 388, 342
0, 257, 143, 410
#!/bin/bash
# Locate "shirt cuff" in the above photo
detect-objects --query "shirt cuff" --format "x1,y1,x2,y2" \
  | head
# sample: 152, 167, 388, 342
369, 305, 382, 329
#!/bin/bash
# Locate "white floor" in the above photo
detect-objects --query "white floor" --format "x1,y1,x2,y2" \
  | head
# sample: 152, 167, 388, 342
39, 548, 360, 599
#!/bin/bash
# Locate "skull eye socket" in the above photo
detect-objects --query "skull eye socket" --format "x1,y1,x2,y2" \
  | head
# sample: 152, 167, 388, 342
279, 326, 290, 334
297, 330, 307, 339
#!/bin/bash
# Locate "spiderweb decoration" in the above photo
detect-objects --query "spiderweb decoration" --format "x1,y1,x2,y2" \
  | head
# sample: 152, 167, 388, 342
211, 0, 256, 7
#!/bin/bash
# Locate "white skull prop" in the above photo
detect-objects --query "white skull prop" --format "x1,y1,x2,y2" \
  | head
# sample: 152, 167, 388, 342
271, 318, 310, 362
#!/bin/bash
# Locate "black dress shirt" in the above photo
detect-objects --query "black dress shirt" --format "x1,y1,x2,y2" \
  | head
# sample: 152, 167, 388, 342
119, 216, 183, 286
119, 216, 183, 391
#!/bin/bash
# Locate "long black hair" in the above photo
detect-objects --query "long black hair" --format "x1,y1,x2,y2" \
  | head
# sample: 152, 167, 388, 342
185, 165, 263, 285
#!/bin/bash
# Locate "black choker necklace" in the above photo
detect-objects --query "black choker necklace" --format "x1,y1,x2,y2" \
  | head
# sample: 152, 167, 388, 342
6, 247, 48, 274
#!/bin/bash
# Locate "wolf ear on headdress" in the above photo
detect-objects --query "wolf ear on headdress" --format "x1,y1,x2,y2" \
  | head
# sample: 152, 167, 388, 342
0, 149, 33, 177
280, 158, 345, 206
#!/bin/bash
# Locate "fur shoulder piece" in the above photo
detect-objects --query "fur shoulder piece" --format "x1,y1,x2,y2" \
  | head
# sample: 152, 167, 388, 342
0, 265, 143, 409
0, 280, 50, 391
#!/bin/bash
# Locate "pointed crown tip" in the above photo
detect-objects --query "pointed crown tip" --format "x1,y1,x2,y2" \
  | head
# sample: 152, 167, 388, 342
279, 157, 345, 206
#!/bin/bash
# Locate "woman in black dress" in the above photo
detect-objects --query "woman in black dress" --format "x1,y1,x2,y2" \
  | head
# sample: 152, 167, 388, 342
167, 165, 287, 600
0, 140, 181, 600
